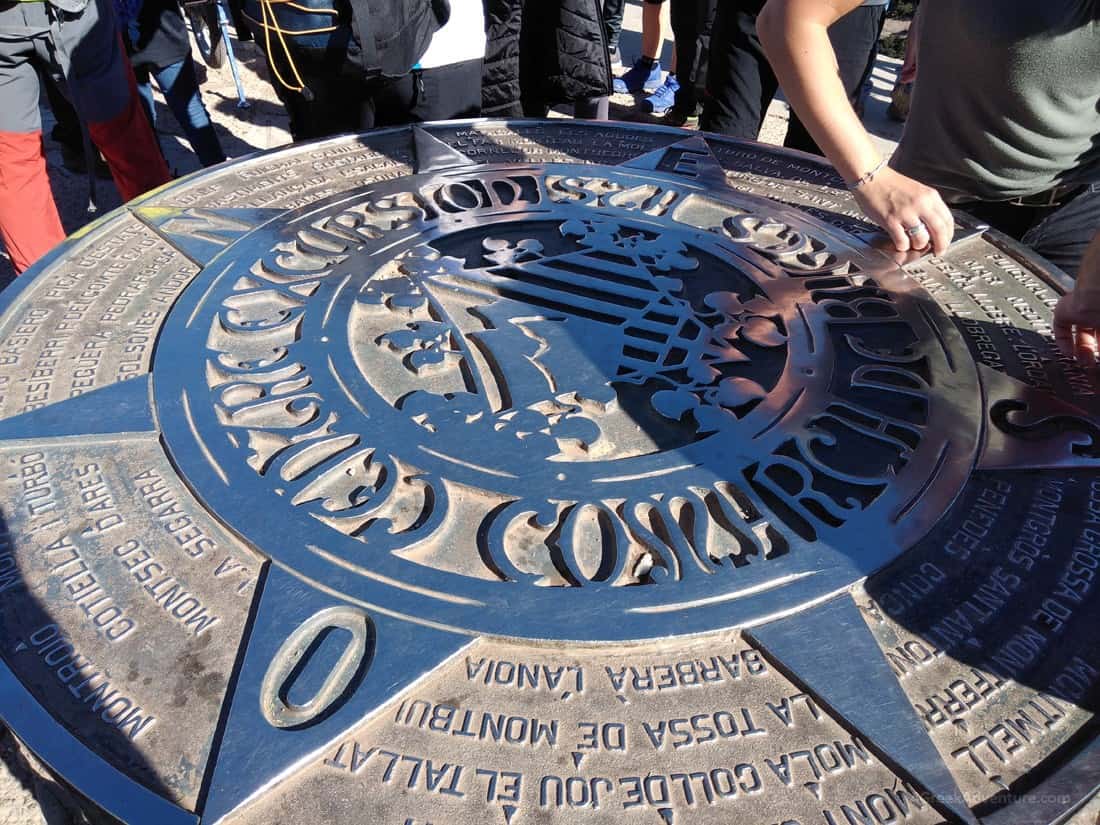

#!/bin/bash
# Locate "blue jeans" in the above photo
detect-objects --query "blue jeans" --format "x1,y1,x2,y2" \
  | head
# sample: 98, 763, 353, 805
136, 55, 226, 167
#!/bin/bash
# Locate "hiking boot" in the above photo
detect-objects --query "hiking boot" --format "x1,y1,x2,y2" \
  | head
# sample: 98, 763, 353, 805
614, 57, 663, 94
888, 81, 912, 122
641, 74, 680, 115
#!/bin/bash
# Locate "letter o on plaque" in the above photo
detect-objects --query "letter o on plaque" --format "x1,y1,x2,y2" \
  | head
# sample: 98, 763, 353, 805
260, 606, 374, 728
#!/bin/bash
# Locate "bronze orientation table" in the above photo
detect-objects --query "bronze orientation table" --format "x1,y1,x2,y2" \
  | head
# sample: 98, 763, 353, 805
0, 120, 1096, 825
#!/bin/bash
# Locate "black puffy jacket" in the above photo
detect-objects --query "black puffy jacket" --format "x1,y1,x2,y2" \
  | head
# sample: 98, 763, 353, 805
482, 0, 523, 116
482, 0, 611, 116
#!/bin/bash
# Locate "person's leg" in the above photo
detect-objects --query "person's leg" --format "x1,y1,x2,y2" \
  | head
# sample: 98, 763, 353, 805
889, 3, 920, 121
226, 0, 252, 42
603, 0, 625, 55
521, 98, 551, 118
0, 4, 65, 273
783, 3, 883, 155
641, 0, 664, 60
668, 0, 714, 117
898, 2, 919, 85
250, 33, 360, 140
145, 5, 225, 166
669, 0, 693, 100
0, 130, 64, 273
828, 4, 886, 105
573, 95, 609, 120
1021, 186, 1100, 278
134, 68, 156, 130
357, 79, 378, 131
699, 0, 773, 138
38, 67, 108, 177
850, 3, 886, 118
131, 63, 170, 167
152, 56, 227, 166
40, 70, 81, 152
256, 51, 315, 140
614, 0, 666, 93
50, 0, 170, 201
643, 0, 681, 116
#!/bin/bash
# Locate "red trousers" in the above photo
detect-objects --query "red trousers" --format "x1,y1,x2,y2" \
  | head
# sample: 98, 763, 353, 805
0, 131, 65, 275
0, 33, 170, 274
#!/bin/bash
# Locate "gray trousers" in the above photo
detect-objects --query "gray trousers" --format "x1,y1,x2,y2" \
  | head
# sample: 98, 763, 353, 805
0, 0, 132, 133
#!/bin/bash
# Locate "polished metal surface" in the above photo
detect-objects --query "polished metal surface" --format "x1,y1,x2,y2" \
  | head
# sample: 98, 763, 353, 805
0, 120, 1095, 825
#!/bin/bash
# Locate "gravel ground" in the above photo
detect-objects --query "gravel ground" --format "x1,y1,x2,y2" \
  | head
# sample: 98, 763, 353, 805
0, 728, 116, 825
1077, 794, 1100, 825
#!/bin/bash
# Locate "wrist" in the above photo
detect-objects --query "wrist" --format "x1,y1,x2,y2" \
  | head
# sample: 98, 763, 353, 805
844, 157, 888, 191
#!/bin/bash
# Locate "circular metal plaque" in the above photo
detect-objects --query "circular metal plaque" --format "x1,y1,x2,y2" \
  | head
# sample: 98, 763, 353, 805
0, 121, 1096, 825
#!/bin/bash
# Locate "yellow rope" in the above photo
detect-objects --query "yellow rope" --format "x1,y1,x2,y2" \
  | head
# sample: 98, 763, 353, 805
244, 11, 336, 36
275, 3, 337, 17
259, 0, 313, 94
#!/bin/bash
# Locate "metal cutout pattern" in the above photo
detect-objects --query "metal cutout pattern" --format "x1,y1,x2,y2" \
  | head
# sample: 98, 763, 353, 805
153, 159, 981, 641
0, 122, 1094, 825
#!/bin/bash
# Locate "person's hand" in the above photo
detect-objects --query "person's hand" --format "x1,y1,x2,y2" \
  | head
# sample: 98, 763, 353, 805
1054, 288, 1100, 364
852, 166, 955, 256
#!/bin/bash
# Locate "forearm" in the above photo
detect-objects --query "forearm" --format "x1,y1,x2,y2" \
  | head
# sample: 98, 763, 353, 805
756, 0, 954, 255
757, 0, 877, 183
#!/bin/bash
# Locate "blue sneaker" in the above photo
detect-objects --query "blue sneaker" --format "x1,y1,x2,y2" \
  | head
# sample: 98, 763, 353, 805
642, 74, 680, 115
614, 58, 663, 94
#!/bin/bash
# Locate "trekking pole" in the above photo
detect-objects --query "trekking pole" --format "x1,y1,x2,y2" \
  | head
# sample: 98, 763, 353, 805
216, 0, 250, 108
79, 121, 99, 215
